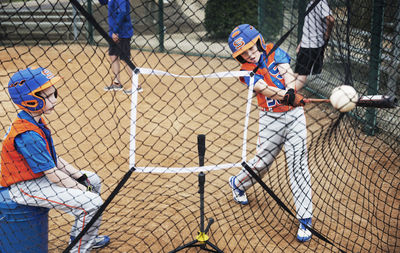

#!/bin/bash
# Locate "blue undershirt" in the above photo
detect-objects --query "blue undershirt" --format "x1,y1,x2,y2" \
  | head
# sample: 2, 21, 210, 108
13, 111, 57, 174
242, 47, 291, 88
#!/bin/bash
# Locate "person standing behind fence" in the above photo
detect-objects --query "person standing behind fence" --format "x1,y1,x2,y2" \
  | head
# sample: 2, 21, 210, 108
100, 0, 142, 93
295, 0, 334, 90
0, 67, 110, 252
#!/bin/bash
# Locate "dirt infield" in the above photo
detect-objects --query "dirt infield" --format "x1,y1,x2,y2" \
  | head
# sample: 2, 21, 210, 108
1, 45, 398, 253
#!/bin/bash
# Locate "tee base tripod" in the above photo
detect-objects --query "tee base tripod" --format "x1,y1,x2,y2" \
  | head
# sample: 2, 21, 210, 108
169, 172, 223, 253
169, 135, 223, 253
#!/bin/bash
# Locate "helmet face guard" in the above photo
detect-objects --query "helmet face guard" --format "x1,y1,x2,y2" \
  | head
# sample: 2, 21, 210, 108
8, 67, 61, 112
228, 24, 266, 63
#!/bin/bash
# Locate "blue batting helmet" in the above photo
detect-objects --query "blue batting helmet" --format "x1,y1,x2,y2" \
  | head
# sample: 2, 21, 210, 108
8, 67, 61, 112
228, 24, 266, 63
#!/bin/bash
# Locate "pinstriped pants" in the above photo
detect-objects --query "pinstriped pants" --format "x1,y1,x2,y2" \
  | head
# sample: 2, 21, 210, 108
9, 170, 103, 253
234, 107, 313, 219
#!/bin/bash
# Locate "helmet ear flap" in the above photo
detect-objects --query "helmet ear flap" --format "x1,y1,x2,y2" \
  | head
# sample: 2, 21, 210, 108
256, 39, 264, 52
34, 92, 46, 108
20, 92, 46, 111
235, 55, 247, 64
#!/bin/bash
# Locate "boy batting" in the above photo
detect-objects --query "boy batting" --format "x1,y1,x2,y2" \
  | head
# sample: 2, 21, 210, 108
227, 24, 313, 242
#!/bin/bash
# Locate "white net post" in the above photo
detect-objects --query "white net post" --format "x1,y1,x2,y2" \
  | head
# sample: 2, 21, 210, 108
129, 70, 140, 168
242, 75, 255, 163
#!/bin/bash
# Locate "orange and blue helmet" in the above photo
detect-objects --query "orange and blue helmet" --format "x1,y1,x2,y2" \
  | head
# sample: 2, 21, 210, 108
8, 67, 61, 112
228, 24, 266, 63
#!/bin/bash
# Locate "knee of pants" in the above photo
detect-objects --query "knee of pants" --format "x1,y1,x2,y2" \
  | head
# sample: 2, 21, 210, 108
250, 157, 272, 174
91, 194, 103, 209
82, 192, 103, 213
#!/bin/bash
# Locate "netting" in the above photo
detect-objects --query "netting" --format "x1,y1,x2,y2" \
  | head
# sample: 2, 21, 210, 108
0, 0, 399, 252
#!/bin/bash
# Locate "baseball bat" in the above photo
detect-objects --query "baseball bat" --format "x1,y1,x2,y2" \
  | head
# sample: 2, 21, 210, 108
303, 95, 398, 108
197, 134, 206, 167
303, 98, 330, 103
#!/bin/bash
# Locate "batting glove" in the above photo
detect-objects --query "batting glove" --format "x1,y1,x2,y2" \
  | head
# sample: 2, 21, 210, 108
281, 89, 295, 105
281, 89, 305, 107
293, 93, 305, 107
77, 174, 94, 192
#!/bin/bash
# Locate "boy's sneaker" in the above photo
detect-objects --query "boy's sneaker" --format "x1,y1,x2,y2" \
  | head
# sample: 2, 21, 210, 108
70, 235, 110, 249
104, 82, 123, 91
229, 176, 248, 205
123, 87, 143, 95
297, 218, 312, 242
123, 89, 133, 95
92, 235, 110, 249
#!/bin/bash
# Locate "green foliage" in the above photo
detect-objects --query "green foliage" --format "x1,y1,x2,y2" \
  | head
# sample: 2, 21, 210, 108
258, 0, 284, 41
350, 0, 398, 33
204, 0, 258, 40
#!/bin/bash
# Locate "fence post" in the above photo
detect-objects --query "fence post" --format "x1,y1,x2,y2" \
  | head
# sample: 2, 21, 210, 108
87, 0, 94, 45
387, 4, 400, 96
296, 0, 307, 44
158, 0, 165, 52
72, 1, 79, 40
365, 0, 385, 135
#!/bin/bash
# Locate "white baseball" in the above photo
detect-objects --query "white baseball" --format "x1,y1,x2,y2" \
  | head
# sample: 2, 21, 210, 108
329, 85, 359, 112
67, 59, 72, 63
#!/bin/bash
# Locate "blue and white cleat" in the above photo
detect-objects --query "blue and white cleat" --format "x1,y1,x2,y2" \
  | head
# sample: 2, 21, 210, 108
92, 235, 110, 249
297, 218, 312, 242
70, 235, 110, 249
229, 176, 248, 205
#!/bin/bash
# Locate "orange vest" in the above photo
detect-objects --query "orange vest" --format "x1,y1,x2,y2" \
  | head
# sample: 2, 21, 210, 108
240, 43, 293, 113
0, 117, 51, 187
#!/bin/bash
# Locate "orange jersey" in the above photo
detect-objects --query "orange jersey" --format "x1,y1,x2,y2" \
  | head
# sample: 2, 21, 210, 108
240, 43, 293, 112
0, 117, 52, 187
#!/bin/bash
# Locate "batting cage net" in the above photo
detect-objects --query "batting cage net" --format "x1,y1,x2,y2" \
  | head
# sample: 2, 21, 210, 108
0, 0, 399, 252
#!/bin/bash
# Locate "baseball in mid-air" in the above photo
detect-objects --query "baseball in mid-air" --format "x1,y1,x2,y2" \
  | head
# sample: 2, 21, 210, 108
329, 85, 359, 112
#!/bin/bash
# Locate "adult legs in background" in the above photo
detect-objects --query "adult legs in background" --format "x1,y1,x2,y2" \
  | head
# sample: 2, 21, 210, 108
110, 55, 121, 85
295, 46, 326, 90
